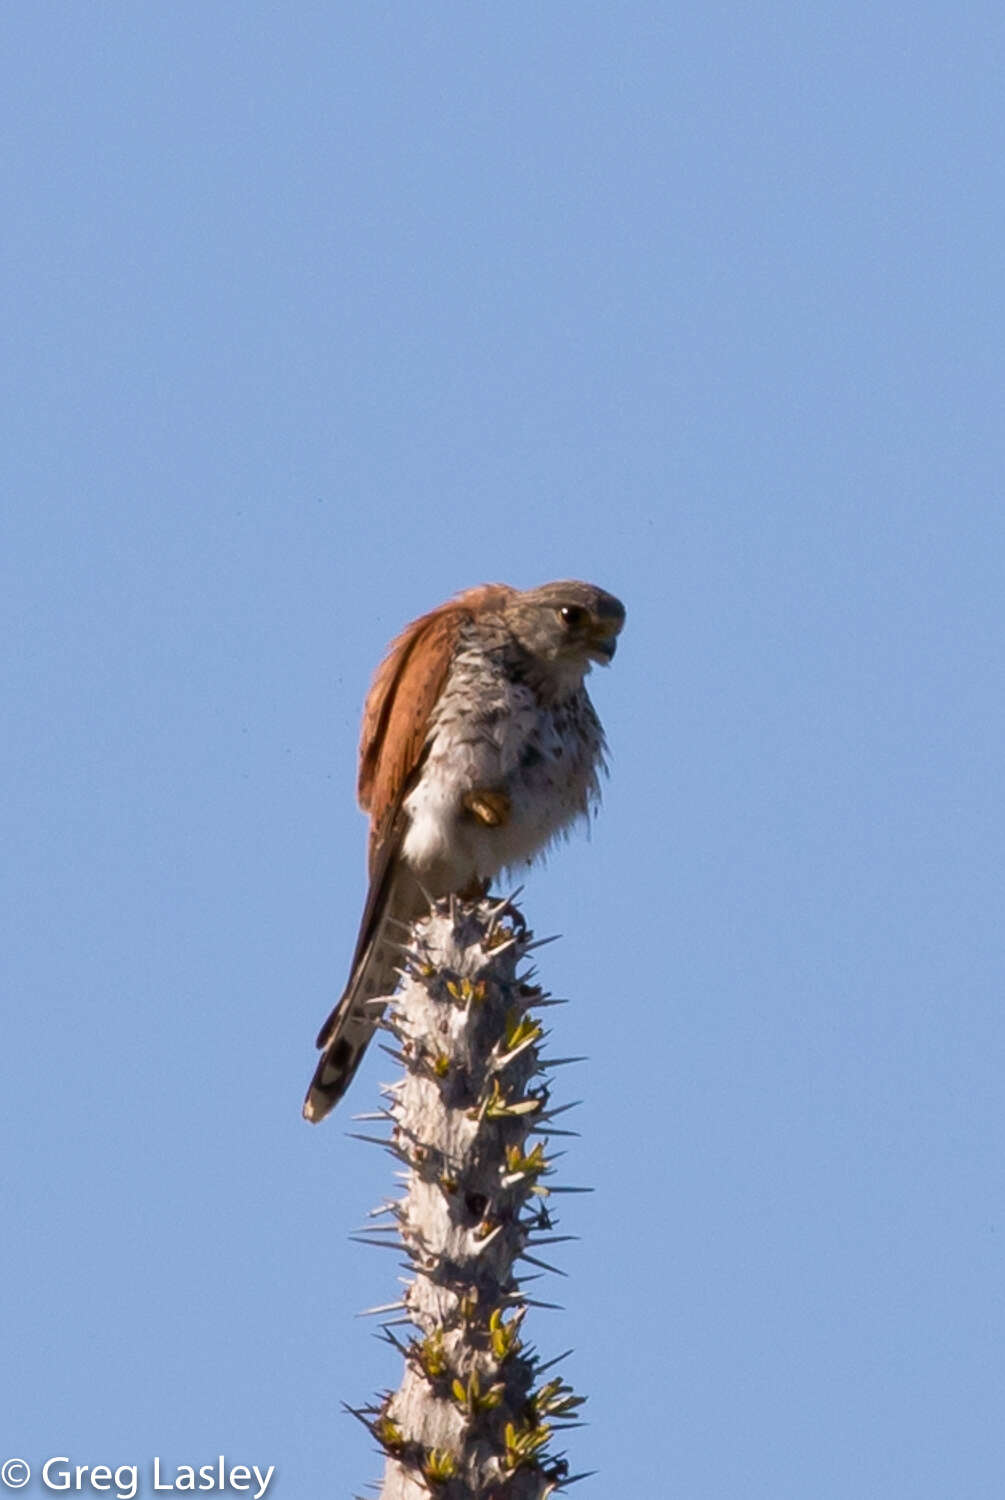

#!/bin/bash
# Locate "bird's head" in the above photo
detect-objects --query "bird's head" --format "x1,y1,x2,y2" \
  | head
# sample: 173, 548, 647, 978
505, 581, 626, 677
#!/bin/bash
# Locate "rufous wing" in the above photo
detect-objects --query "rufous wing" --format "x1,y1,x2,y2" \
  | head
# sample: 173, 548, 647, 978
357, 584, 514, 875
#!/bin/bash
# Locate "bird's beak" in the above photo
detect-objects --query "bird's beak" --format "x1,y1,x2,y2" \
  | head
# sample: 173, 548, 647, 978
587, 633, 618, 665
586, 598, 625, 665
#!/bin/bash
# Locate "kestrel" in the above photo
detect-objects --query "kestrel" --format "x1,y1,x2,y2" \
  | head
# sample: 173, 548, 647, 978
303, 580, 625, 1123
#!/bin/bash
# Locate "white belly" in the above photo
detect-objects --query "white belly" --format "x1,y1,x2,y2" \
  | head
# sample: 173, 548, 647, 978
400, 674, 599, 891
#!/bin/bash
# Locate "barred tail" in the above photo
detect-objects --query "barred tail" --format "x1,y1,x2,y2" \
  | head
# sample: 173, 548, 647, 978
302, 899, 416, 1123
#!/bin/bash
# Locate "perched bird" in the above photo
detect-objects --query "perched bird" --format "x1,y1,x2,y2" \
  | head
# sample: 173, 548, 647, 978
303, 580, 625, 1123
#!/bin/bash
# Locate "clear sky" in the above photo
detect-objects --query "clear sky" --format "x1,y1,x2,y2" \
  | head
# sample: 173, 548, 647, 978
3, 5, 1003, 1497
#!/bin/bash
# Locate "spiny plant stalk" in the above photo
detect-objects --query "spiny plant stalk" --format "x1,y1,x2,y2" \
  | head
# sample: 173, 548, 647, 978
350, 895, 587, 1499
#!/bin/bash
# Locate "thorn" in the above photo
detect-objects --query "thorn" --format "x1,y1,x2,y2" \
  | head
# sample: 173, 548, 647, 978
349, 1236, 404, 1251
354, 1138, 412, 1167
356, 1300, 406, 1318
484, 934, 518, 957
484, 892, 517, 939
377, 1326, 410, 1355
531, 996, 569, 1008
471, 1222, 504, 1253
535, 1101, 582, 1120
519, 1252, 568, 1277
525, 1235, 579, 1248
492, 1034, 542, 1068
377, 1044, 408, 1065
351, 1110, 395, 1123
341, 1402, 376, 1430
525, 933, 562, 951
519, 1214, 559, 1233
545, 1185, 594, 1195
534, 1348, 574, 1374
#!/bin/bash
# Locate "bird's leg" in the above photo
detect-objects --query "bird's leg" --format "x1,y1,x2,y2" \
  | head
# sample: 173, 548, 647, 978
462, 788, 511, 828
458, 874, 491, 900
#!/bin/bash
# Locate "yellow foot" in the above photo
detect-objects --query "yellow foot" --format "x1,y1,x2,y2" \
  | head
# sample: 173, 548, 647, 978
463, 788, 511, 828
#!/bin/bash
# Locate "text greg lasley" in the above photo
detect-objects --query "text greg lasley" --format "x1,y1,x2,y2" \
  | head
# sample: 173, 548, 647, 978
153, 1457, 275, 1497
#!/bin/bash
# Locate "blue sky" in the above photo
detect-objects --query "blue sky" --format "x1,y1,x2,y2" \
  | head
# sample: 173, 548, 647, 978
3, 5, 1003, 1497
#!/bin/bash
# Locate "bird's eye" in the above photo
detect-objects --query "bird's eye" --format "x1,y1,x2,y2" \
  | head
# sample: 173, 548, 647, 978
557, 605, 587, 629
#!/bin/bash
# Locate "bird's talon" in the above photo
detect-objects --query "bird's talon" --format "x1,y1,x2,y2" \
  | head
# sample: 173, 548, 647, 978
463, 789, 511, 827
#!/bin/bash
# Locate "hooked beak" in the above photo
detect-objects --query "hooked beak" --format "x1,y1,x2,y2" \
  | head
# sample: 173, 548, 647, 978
586, 594, 625, 665
587, 633, 619, 665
